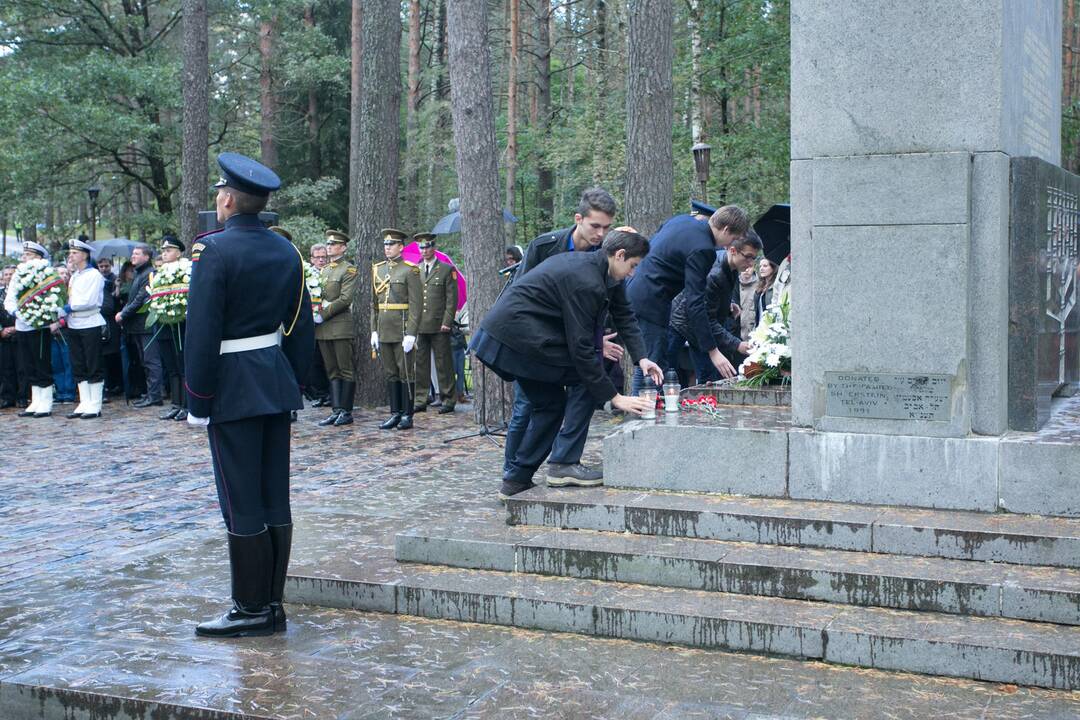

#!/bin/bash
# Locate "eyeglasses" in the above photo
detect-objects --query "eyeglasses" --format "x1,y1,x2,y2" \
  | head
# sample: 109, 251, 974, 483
737, 250, 759, 262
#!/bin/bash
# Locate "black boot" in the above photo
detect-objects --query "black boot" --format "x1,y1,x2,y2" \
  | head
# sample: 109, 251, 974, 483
174, 377, 188, 421
267, 524, 293, 633
379, 381, 402, 429
318, 380, 342, 426
161, 376, 181, 420
397, 382, 414, 430
334, 381, 355, 425
195, 530, 274, 638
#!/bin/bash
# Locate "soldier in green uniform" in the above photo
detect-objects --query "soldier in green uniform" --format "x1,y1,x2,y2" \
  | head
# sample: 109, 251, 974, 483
371, 228, 422, 430
315, 230, 358, 427
411, 233, 459, 415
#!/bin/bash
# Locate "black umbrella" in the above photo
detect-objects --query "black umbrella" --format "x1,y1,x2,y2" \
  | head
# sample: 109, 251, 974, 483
753, 204, 790, 266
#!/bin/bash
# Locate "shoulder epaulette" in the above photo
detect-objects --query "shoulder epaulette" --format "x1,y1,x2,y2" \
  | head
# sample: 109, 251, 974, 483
403, 260, 417, 267
373, 260, 386, 267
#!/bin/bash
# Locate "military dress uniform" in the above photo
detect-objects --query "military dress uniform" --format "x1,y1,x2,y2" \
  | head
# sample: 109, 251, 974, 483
185, 152, 315, 639
315, 230, 358, 427
5, 242, 55, 417
411, 233, 459, 414
372, 228, 422, 429
151, 235, 189, 422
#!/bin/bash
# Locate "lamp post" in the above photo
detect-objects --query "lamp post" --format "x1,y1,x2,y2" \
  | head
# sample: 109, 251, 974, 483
691, 142, 711, 204
87, 185, 101, 244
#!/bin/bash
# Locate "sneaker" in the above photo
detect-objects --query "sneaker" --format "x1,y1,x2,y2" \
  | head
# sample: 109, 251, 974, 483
546, 462, 603, 487
497, 480, 535, 501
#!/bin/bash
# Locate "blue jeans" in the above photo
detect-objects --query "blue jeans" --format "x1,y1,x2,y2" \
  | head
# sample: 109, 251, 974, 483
631, 317, 673, 395
503, 378, 569, 486
51, 338, 76, 400
453, 347, 466, 396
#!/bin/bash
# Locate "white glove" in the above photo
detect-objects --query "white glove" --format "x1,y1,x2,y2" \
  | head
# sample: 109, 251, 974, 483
187, 414, 210, 427
370, 331, 379, 351
402, 335, 416, 353
314, 313, 324, 324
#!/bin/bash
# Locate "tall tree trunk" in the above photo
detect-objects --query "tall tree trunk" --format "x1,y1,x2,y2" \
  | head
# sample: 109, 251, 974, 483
532, 0, 554, 229
447, 0, 506, 424
591, 0, 607, 182
625, 0, 673, 237
688, 0, 703, 142
348, 0, 363, 234
181, 0, 209, 245
504, 0, 520, 240
406, 0, 422, 223
423, 0, 449, 224
350, 0, 401, 407
305, 5, 322, 178
259, 19, 278, 169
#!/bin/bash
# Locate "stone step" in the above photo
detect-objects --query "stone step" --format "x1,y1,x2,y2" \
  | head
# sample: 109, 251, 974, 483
505, 486, 1080, 568
286, 557, 1080, 690
393, 520, 1080, 625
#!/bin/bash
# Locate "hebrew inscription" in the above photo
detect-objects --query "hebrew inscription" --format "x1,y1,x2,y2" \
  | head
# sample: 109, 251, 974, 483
825, 373, 952, 422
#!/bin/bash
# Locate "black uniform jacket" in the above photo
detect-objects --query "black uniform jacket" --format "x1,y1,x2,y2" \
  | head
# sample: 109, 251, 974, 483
516, 226, 574, 277
184, 214, 315, 423
480, 250, 645, 404
669, 253, 742, 356
119, 261, 155, 334
625, 214, 718, 352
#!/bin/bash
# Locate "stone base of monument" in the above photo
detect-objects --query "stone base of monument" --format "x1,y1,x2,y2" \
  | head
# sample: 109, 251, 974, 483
289, 394, 1080, 690
605, 394, 1080, 517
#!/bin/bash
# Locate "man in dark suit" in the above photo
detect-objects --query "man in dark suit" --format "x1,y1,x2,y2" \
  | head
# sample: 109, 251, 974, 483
116, 244, 158, 406
185, 152, 315, 638
626, 205, 750, 393
472, 229, 663, 499
505, 188, 625, 487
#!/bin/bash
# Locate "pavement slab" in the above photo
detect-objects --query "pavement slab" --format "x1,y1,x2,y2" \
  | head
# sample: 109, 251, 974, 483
2, 402, 1080, 717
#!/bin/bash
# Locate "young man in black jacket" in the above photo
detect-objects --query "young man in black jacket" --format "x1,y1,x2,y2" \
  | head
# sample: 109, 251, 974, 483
505, 188, 626, 486
473, 229, 663, 499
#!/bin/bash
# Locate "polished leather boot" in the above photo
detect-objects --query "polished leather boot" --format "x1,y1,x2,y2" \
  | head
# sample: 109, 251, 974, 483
397, 383, 414, 430
173, 377, 188, 421
267, 524, 293, 633
333, 381, 355, 426
318, 380, 342, 426
195, 530, 274, 638
379, 381, 402, 429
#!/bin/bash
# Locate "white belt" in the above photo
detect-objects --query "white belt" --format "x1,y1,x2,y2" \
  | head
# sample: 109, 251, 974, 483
220, 329, 282, 354
70, 308, 101, 318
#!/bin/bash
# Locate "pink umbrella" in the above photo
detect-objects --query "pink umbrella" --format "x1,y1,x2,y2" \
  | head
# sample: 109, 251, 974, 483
400, 242, 467, 311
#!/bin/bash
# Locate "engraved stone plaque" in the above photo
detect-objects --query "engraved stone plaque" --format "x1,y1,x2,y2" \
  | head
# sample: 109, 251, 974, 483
825, 372, 953, 422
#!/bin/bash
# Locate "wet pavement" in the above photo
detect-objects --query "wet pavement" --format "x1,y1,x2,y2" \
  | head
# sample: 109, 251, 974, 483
3, 401, 1080, 718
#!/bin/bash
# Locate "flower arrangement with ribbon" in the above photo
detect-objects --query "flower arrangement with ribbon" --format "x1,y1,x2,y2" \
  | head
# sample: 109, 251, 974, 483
303, 261, 322, 317
11, 258, 66, 329
146, 258, 192, 326
737, 290, 791, 387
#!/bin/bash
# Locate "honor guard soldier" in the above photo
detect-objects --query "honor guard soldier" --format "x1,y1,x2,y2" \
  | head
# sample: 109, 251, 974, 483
315, 229, 358, 427
155, 235, 190, 422
371, 228, 421, 429
411, 233, 459, 414
5, 241, 55, 416
63, 237, 106, 419
184, 152, 315, 638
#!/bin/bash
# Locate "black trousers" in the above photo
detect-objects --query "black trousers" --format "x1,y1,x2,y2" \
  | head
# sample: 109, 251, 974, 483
16, 329, 53, 388
0, 339, 18, 403
64, 326, 104, 383
504, 377, 569, 486
127, 332, 151, 398
305, 344, 329, 398
207, 412, 292, 536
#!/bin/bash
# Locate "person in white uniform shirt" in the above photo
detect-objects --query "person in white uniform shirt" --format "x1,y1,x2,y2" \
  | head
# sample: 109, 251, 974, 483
5, 241, 55, 417
63, 237, 107, 419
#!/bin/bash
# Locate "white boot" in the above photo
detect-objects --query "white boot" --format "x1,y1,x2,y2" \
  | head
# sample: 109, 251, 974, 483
35, 385, 54, 417
20, 386, 40, 416
83, 382, 104, 418
69, 381, 90, 417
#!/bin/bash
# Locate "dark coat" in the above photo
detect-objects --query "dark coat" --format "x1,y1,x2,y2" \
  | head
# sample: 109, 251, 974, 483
516, 226, 575, 278
100, 272, 121, 355
119, 261, 155, 334
670, 253, 742, 355
479, 250, 645, 403
625, 214, 718, 352
183, 213, 316, 423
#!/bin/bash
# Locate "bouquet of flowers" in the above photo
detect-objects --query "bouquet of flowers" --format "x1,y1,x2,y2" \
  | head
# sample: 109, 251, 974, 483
146, 258, 192, 326
304, 261, 322, 317
11, 258, 66, 329
737, 291, 791, 387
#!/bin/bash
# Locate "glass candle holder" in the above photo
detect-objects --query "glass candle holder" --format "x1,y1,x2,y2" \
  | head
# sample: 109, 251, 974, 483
640, 389, 658, 419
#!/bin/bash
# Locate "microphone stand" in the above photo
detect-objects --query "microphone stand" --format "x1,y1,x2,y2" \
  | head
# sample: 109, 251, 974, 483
443, 267, 517, 447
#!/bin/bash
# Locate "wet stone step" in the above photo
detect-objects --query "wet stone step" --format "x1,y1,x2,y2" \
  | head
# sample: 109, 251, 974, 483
393, 520, 1080, 625
286, 560, 1080, 691
504, 486, 1080, 568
